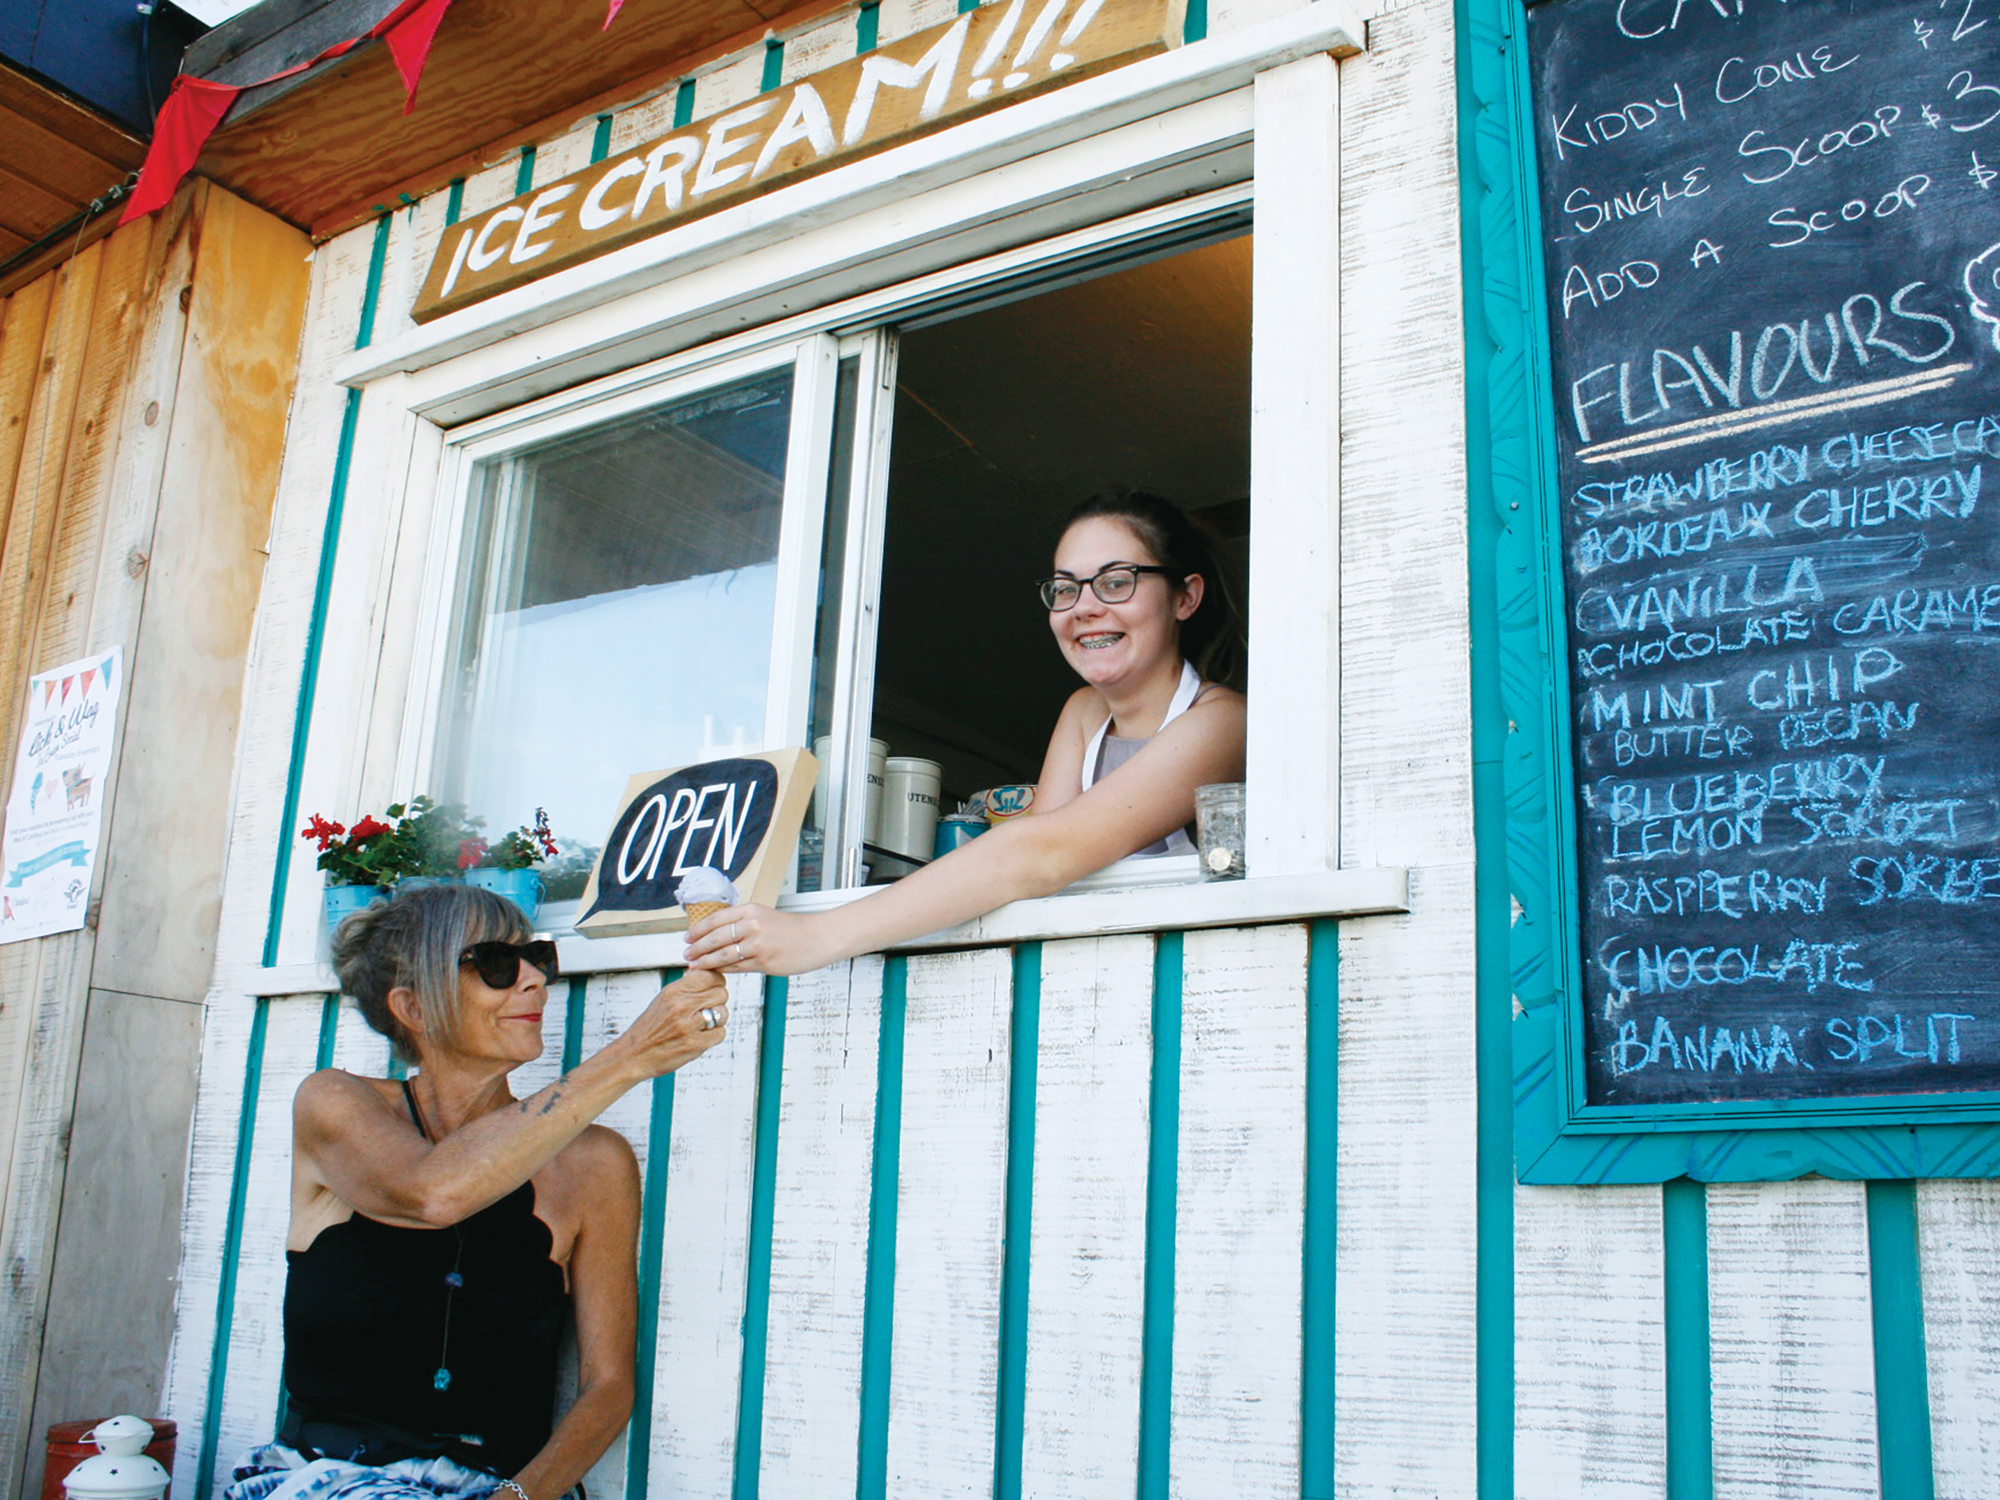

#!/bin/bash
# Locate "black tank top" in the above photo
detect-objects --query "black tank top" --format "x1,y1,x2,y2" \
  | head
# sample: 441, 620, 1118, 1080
282, 1081, 567, 1476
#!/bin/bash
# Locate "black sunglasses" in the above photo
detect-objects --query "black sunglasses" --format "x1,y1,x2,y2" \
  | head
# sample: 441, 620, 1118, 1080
1037, 563, 1180, 611
458, 939, 560, 989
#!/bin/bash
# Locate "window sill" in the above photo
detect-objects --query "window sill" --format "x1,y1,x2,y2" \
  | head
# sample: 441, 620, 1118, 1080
246, 865, 1406, 996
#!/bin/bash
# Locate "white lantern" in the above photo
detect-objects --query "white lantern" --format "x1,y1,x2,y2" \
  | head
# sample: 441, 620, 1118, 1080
62, 1417, 169, 1500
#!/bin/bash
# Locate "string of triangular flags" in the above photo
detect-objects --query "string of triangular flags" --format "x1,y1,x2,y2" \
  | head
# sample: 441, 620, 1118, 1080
37, 655, 117, 709
121, 0, 631, 226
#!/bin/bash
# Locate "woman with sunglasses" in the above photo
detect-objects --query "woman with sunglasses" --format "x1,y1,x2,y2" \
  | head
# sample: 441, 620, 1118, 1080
225, 883, 727, 1500
684, 487, 1246, 978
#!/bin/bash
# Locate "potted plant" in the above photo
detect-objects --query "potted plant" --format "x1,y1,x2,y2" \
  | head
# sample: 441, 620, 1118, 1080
301, 811, 400, 930
460, 808, 558, 920
302, 797, 491, 930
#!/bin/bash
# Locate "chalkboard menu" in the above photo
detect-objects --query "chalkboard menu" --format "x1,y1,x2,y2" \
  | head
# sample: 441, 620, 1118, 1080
1530, 0, 2000, 1107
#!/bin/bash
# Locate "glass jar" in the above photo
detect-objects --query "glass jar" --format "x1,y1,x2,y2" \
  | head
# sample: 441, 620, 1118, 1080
1194, 782, 1246, 880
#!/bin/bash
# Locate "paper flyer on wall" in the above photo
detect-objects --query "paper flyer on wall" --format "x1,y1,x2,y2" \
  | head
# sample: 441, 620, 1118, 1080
0, 647, 123, 945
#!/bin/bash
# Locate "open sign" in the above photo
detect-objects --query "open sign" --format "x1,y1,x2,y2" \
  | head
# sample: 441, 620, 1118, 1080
577, 747, 816, 937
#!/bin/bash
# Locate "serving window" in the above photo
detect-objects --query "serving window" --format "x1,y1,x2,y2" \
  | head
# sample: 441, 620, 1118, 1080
429, 222, 1251, 925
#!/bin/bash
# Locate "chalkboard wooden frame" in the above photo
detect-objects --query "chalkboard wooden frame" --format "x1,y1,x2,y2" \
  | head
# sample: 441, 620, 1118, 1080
1462, 0, 2000, 1183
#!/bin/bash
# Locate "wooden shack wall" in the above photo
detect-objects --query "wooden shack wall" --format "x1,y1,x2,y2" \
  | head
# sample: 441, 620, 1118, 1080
156, 0, 2000, 1495
0, 183, 310, 1499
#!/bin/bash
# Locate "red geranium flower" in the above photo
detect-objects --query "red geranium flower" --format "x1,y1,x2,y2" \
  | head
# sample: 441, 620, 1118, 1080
349, 815, 392, 842
458, 836, 489, 870
301, 814, 346, 850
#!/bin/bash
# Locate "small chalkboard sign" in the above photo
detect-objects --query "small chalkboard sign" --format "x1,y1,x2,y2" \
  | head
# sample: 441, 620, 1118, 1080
576, 748, 816, 939
1528, 0, 2000, 1109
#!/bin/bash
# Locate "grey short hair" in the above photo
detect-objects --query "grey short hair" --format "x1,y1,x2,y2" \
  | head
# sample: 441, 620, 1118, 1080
331, 884, 533, 1064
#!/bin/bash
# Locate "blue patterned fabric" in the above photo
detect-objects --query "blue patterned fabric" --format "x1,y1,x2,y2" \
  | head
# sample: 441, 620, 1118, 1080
222, 1445, 579, 1500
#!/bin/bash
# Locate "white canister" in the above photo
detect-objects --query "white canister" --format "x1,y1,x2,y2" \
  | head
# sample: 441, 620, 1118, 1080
879, 757, 943, 867
812, 736, 889, 845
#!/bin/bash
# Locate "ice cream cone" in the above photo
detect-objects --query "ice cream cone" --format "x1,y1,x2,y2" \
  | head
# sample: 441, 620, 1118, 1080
683, 901, 728, 928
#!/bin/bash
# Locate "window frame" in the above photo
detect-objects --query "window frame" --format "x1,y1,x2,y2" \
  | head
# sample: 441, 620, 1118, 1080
263, 36, 1407, 979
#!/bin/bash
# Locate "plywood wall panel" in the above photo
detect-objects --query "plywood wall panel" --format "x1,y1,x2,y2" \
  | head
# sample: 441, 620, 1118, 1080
758, 958, 883, 1498
1020, 934, 1154, 1500
165, 993, 271, 1499
1171, 924, 1307, 1499
1918, 1178, 2000, 1499
206, 998, 324, 1485
645, 972, 764, 1500
886, 947, 1012, 1499
1513, 1186, 1667, 1499
93, 187, 311, 1004
1334, 865, 1479, 1500
1709, 1178, 1878, 1499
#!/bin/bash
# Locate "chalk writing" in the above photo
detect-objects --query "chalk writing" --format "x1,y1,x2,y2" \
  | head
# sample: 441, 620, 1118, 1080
1532, 0, 2000, 1104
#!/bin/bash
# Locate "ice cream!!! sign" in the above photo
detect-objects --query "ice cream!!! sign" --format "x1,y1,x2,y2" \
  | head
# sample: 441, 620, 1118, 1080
413, 0, 1181, 321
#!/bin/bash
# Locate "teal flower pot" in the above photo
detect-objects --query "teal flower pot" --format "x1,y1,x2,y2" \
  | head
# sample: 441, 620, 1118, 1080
464, 867, 544, 923
323, 884, 386, 935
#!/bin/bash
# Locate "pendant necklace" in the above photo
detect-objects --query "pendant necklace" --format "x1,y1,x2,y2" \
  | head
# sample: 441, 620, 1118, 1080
402, 1078, 467, 1393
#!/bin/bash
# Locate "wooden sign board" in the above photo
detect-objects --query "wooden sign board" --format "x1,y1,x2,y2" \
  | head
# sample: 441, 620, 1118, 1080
413, 0, 1183, 321
576, 747, 816, 938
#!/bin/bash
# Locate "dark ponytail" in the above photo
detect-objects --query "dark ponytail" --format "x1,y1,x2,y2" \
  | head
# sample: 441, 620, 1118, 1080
1061, 487, 1245, 687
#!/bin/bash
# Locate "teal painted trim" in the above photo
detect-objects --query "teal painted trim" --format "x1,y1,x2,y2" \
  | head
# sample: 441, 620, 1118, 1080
1181, 0, 1205, 44
515, 145, 537, 195
1136, 933, 1182, 1500
197, 998, 271, 1494
674, 80, 696, 127
856, 958, 909, 1500
1456, 0, 1517, 1487
628, 980, 679, 1500
316, 993, 340, 1070
1866, 1180, 1936, 1500
1300, 921, 1338, 1500
993, 943, 1041, 1500
563, 976, 588, 1073
446, 178, 465, 225
260, 213, 392, 967
1661, 1179, 1713, 1500
733, 977, 789, 1500
352, 212, 391, 352
761, 39, 785, 91
857, 0, 880, 53
591, 114, 614, 162
958, 0, 979, 14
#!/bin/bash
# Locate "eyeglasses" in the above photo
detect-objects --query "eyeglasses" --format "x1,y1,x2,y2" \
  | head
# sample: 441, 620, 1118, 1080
458, 939, 560, 989
1037, 563, 1180, 611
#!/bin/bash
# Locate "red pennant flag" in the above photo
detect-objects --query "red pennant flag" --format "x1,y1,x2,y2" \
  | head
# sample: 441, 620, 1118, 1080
60, 676, 73, 704
379, 0, 456, 113
119, 74, 243, 225
80, 668, 96, 698
120, 0, 460, 221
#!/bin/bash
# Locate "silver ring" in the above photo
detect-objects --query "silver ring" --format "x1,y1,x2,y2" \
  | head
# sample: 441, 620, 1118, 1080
699, 1006, 721, 1031
733, 942, 744, 962
730, 921, 738, 942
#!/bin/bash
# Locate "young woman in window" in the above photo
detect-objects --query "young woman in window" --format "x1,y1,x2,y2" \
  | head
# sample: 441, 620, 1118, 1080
684, 488, 1246, 977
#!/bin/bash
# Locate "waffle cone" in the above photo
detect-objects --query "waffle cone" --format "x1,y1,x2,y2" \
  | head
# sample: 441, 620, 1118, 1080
683, 901, 728, 926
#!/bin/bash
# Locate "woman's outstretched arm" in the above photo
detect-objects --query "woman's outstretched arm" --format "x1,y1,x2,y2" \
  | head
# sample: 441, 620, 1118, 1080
292, 970, 725, 1230
683, 688, 1244, 976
